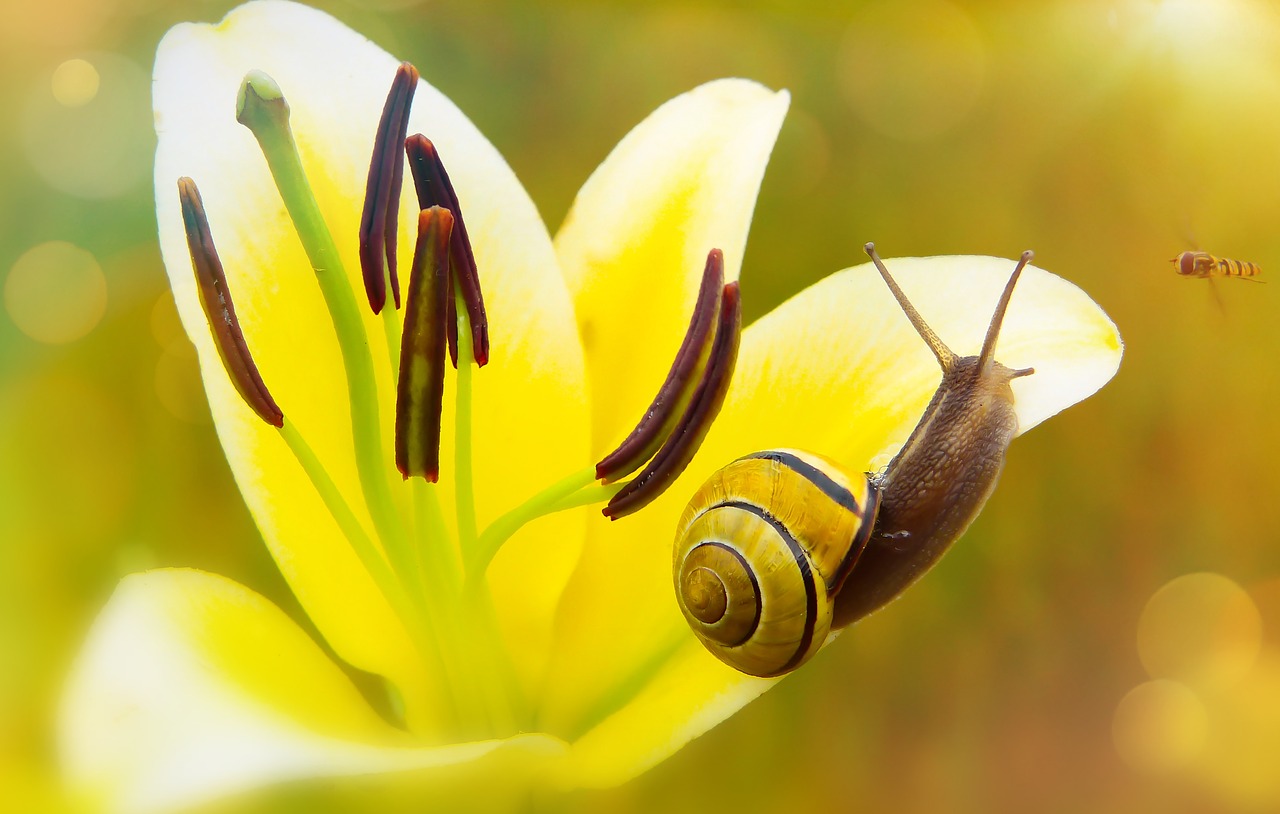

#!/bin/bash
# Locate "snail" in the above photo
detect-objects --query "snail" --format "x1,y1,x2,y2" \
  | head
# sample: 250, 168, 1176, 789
674, 245, 1036, 677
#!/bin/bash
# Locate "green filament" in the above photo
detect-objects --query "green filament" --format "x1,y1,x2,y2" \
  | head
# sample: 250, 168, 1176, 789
454, 291, 479, 549
467, 466, 600, 585
381, 301, 403, 379
277, 420, 458, 729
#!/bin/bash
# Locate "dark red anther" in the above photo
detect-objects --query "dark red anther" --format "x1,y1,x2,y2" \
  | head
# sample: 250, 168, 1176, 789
359, 62, 419, 314
404, 133, 488, 366
178, 177, 284, 428
395, 206, 453, 481
596, 249, 725, 483
605, 282, 742, 520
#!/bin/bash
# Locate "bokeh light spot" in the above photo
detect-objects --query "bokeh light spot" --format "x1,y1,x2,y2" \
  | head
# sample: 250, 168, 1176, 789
149, 292, 186, 348
22, 52, 152, 199
51, 58, 100, 107
345, 0, 427, 9
1138, 573, 1262, 692
773, 108, 832, 200
615, 7, 793, 91
0, 0, 117, 51
1152, 0, 1252, 46
0, 373, 135, 549
1113, 679, 1207, 773
155, 340, 210, 425
1196, 650, 1280, 808
5, 241, 107, 344
836, 0, 986, 141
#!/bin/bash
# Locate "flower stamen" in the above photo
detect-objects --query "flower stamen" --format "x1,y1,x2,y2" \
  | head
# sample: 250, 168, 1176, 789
177, 177, 283, 428
176, 178, 452, 707
395, 206, 453, 481
595, 249, 724, 483
359, 62, 419, 315
604, 281, 742, 519
467, 251, 740, 574
405, 134, 489, 366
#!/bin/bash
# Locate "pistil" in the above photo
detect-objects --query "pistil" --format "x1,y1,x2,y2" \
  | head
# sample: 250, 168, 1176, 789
235, 70, 411, 569
235, 73, 490, 729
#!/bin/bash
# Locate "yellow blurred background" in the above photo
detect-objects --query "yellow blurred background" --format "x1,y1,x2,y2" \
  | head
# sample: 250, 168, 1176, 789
3, 0, 1280, 811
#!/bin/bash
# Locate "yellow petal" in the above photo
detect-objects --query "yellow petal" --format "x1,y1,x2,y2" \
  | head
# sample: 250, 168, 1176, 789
154, 0, 587, 706
59, 569, 564, 814
564, 642, 771, 788
542, 255, 1121, 768
554, 78, 789, 457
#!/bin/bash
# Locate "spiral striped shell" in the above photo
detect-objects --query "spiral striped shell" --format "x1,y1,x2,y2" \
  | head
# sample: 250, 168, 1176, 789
673, 450, 880, 677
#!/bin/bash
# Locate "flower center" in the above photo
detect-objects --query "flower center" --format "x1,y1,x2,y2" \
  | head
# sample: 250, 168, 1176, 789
176, 64, 745, 741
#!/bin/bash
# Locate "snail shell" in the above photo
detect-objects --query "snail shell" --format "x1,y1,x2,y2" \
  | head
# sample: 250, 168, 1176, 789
673, 450, 879, 677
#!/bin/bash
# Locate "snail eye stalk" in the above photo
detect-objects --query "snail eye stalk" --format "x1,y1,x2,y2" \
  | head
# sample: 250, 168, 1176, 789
864, 242, 956, 373
976, 249, 1033, 374
177, 176, 283, 428
358, 62, 419, 314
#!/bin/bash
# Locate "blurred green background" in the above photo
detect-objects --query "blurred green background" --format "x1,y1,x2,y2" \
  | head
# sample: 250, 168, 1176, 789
3, 0, 1280, 811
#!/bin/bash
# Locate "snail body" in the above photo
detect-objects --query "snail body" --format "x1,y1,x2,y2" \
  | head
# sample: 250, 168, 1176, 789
832, 353, 1022, 628
675, 247, 1036, 677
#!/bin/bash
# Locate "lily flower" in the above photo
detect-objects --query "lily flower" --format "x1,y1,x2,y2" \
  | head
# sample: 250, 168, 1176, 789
58, 2, 1123, 812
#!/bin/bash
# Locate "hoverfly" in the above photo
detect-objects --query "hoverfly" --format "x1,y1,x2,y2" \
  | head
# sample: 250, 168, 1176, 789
1171, 251, 1263, 282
